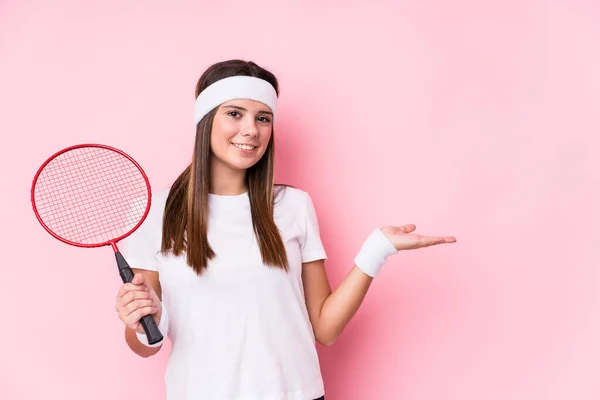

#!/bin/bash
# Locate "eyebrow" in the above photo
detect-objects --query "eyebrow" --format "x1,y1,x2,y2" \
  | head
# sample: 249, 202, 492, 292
222, 104, 273, 116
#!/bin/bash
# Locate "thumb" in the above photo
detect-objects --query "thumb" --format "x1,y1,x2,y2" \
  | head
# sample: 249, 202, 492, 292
136, 273, 155, 292
132, 273, 145, 286
400, 224, 417, 234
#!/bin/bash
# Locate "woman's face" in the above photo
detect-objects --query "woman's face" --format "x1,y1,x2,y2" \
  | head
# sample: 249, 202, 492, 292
210, 99, 273, 171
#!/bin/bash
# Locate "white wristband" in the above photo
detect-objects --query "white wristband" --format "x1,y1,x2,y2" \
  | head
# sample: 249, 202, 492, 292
354, 228, 398, 278
136, 301, 169, 347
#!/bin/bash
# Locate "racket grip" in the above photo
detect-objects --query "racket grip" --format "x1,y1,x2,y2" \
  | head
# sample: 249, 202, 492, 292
115, 252, 164, 345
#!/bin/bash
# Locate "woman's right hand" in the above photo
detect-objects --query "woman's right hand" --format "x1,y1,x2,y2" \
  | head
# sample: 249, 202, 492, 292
115, 273, 162, 334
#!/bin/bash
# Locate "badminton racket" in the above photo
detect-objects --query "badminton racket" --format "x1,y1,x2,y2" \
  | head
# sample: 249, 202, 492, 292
30, 143, 163, 345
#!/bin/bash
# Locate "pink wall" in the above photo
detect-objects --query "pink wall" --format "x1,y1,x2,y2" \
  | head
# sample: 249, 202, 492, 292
2, 0, 599, 399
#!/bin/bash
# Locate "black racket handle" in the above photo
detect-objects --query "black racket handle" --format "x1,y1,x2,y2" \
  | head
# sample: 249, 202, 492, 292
115, 252, 164, 345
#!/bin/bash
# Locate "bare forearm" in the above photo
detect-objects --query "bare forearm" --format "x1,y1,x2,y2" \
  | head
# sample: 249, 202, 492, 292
315, 265, 373, 345
125, 327, 162, 358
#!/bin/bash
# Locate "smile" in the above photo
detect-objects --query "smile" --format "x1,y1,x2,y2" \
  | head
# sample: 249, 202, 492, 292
231, 143, 257, 151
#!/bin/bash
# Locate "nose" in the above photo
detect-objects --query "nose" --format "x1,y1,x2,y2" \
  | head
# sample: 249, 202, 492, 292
241, 119, 258, 137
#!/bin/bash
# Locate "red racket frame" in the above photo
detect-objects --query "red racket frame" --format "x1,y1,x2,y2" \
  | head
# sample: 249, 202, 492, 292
30, 143, 152, 253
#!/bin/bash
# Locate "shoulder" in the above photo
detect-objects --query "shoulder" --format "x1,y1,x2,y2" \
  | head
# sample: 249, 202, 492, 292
142, 187, 171, 227
274, 185, 322, 224
119, 187, 170, 259
151, 187, 171, 210
274, 185, 312, 209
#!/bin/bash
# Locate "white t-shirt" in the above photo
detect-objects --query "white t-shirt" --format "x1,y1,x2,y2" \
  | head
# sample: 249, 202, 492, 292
120, 186, 328, 400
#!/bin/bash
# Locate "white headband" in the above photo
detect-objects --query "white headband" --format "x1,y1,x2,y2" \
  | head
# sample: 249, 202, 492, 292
194, 76, 278, 125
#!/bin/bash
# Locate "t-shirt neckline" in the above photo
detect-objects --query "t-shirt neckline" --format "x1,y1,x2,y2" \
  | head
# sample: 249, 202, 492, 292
208, 191, 249, 208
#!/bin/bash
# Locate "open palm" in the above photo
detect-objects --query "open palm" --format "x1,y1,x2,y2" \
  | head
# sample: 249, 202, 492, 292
380, 224, 457, 251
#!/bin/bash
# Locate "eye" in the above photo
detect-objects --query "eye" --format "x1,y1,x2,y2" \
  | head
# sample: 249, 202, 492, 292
257, 116, 271, 123
227, 111, 241, 118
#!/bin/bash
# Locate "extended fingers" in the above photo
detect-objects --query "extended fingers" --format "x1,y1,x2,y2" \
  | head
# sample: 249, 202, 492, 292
420, 235, 457, 247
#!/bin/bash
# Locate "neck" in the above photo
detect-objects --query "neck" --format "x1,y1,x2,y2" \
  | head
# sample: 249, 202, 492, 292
210, 158, 247, 195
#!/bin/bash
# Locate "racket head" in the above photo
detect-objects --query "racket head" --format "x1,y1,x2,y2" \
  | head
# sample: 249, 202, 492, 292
31, 143, 152, 248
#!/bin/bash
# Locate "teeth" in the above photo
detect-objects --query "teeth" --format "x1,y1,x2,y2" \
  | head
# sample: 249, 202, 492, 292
232, 143, 255, 150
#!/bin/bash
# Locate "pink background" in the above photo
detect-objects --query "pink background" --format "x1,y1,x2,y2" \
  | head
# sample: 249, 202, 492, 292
1, 0, 599, 399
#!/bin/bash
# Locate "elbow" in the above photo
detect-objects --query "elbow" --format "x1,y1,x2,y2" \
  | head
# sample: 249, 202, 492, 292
315, 329, 339, 347
138, 344, 162, 358
317, 338, 337, 347
140, 347, 161, 358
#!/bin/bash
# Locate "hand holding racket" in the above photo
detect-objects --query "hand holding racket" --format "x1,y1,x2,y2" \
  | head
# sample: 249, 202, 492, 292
115, 273, 162, 335
31, 144, 164, 345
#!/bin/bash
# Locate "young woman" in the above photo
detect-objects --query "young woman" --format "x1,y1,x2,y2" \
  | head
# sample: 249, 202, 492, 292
115, 59, 456, 400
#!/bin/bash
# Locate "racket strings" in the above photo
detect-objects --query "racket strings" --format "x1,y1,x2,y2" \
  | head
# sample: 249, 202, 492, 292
33, 147, 149, 245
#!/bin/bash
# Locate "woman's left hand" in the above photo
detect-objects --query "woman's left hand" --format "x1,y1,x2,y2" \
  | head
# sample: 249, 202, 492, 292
380, 224, 457, 251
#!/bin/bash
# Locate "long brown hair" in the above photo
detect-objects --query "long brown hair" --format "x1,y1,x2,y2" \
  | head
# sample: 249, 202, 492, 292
161, 59, 289, 275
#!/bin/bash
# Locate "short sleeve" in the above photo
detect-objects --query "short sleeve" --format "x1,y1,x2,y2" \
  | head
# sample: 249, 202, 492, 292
299, 192, 327, 263
119, 195, 164, 272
